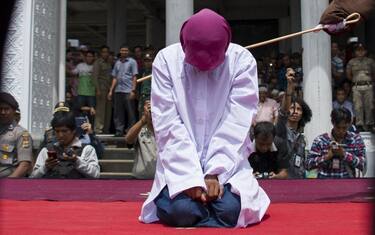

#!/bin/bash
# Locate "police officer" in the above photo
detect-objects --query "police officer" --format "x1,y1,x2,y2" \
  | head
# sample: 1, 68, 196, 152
346, 43, 375, 131
137, 53, 153, 116
0, 92, 33, 178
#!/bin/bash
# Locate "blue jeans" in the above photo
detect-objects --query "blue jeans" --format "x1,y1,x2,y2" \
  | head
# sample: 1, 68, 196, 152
154, 184, 241, 228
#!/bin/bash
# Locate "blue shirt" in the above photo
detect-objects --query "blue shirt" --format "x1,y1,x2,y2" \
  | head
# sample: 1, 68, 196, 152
112, 58, 138, 93
333, 100, 355, 118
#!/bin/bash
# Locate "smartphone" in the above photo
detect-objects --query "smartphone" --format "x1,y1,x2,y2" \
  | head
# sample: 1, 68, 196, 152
47, 150, 57, 159
75, 116, 87, 136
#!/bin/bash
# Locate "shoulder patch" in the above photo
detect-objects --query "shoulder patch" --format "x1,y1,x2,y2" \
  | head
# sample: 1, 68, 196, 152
21, 131, 30, 148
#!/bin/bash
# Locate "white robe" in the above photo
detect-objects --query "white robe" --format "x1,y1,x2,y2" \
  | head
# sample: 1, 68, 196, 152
139, 43, 270, 227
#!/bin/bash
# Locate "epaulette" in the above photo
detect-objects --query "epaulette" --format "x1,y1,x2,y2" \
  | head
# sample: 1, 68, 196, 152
21, 130, 31, 148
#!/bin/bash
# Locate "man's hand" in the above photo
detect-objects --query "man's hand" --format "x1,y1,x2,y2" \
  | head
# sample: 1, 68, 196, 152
332, 146, 345, 159
286, 68, 296, 84
129, 91, 137, 100
107, 91, 113, 101
325, 147, 334, 161
81, 122, 93, 134
62, 153, 78, 162
45, 156, 59, 170
184, 187, 204, 201
204, 175, 224, 202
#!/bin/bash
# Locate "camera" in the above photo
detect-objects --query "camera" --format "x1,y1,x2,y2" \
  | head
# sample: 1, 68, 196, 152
330, 141, 346, 150
331, 141, 339, 150
255, 172, 269, 179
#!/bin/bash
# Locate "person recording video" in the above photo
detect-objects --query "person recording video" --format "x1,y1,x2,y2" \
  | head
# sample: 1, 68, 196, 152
306, 108, 366, 178
30, 111, 100, 178
39, 101, 104, 159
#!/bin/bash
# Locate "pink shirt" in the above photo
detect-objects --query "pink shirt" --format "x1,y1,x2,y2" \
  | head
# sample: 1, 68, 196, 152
254, 98, 279, 124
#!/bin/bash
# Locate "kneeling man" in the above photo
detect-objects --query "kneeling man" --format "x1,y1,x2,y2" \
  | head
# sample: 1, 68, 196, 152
139, 9, 270, 228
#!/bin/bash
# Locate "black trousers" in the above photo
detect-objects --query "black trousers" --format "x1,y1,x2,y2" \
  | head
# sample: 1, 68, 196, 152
113, 92, 136, 135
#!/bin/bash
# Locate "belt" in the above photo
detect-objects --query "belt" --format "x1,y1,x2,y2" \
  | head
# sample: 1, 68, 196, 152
354, 81, 373, 86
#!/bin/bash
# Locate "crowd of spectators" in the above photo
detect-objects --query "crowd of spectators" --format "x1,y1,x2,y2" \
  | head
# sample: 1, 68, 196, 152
65, 44, 158, 136
0, 39, 371, 179
249, 39, 372, 179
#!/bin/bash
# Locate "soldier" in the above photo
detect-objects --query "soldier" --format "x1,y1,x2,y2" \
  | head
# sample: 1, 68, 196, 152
346, 43, 375, 131
0, 92, 33, 178
93, 45, 112, 134
137, 53, 153, 116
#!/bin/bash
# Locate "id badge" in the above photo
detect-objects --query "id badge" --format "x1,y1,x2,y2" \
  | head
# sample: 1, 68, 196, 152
294, 155, 302, 167
332, 159, 340, 169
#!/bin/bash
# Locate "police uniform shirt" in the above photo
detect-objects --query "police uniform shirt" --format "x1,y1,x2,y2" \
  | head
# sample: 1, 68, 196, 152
0, 122, 33, 177
347, 57, 375, 83
30, 137, 100, 178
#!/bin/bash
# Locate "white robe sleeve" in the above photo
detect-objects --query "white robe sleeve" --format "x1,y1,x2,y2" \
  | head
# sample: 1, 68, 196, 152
151, 54, 206, 198
204, 52, 258, 185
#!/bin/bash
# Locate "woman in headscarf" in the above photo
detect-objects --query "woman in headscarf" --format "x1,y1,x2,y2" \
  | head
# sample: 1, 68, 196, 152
139, 9, 269, 228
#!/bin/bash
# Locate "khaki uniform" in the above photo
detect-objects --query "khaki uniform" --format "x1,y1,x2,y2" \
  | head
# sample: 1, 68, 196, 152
346, 57, 375, 128
93, 58, 112, 133
0, 122, 33, 177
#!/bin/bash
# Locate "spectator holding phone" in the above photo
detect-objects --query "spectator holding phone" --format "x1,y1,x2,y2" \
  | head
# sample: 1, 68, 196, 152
39, 102, 104, 158
30, 111, 100, 178
248, 122, 289, 179
125, 100, 156, 179
306, 108, 366, 178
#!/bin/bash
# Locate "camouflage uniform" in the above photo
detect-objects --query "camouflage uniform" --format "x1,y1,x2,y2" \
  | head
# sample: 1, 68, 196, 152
138, 69, 152, 116
0, 122, 33, 177
93, 58, 112, 133
346, 56, 375, 128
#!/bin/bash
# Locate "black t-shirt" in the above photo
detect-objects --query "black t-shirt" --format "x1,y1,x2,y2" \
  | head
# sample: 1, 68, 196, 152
248, 136, 290, 174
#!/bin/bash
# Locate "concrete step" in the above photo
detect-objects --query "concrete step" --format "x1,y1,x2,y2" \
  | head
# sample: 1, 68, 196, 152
102, 147, 135, 160
99, 159, 134, 173
100, 172, 134, 179
97, 135, 126, 146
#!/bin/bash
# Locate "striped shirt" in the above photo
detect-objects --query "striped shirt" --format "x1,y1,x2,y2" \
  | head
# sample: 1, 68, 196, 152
306, 131, 366, 178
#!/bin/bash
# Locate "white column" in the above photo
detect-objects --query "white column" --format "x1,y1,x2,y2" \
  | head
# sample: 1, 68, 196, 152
58, 0, 67, 102
301, 0, 332, 148
2, 0, 64, 140
290, 0, 301, 52
1, 0, 33, 130
166, 0, 193, 46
